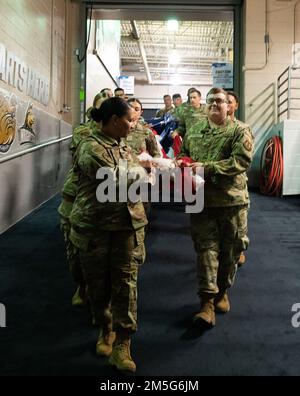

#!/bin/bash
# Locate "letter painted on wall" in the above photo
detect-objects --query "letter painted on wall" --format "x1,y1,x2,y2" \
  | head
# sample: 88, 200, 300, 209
0, 93, 17, 153
0, 42, 50, 106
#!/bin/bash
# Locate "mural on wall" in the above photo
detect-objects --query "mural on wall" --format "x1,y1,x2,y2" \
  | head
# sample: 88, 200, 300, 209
18, 103, 36, 145
0, 93, 17, 153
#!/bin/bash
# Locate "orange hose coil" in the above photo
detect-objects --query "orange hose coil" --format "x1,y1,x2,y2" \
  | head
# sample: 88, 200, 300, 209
260, 136, 283, 196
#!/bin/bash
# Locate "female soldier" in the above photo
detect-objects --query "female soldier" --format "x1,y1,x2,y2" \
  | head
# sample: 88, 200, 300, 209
125, 98, 162, 158
69, 97, 151, 373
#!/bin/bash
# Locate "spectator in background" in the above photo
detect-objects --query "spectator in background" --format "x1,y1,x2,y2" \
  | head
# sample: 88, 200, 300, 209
172, 93, 182, 108
227, 91, 239, 122
114, 87, 125, 98
156, 94, 174, 117
100, 88, 113, 98
172, 88, 206, 139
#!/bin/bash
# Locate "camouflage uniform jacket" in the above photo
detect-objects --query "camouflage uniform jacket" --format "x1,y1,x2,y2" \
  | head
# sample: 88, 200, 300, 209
124, 121, 161, 158
69, 127, 148, 238
58, 122, 94, 219
69, 120, 95, 154
179, 116, 254, 207
156, 106, 174, 118
175, 104, 207, 138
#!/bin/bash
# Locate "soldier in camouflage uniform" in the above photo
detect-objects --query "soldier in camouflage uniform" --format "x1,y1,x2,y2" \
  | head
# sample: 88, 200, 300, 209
178, 88, 254, 328
69, 97, 151, 373
155, 94, 174, 117
125, 98, 161, 158
172, 93, 183, 109
125, 98, 162, 220
58, 121, 94, 306
227, 91, 249, 267
173, 88, 206, 139
58, 90, 107, 306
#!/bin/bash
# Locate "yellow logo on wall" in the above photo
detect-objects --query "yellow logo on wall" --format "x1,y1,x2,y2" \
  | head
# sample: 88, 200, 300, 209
0, 93, 16, 153
18, 103, 36, 145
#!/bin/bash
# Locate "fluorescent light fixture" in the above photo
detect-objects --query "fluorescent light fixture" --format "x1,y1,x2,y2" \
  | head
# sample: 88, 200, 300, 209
167, 19, 179, 32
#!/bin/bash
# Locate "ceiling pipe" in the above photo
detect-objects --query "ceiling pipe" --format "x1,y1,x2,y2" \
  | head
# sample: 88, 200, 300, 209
130, 20, 153, 84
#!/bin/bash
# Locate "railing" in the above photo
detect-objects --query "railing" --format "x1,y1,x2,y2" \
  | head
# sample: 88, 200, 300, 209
277, 65, 300, 121
0, 135, 72, 165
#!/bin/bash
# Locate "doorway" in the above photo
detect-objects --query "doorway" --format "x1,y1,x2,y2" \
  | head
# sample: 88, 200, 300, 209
84, 1, 243, 119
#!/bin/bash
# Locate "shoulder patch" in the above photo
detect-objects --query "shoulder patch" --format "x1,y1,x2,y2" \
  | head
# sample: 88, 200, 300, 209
243, 138, 253, 151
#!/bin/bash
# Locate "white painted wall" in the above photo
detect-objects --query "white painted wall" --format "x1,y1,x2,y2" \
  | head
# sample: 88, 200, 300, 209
133, 81, 210, 109
243, 0, 300, 187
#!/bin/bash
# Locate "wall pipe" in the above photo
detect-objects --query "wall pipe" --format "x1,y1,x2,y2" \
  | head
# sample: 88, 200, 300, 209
242, 0, 269, 72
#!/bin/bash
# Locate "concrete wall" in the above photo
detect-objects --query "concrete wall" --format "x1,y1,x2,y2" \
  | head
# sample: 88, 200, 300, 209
133, 80, 210, 111
0, 0, 85, 234
243, 0, 300, 187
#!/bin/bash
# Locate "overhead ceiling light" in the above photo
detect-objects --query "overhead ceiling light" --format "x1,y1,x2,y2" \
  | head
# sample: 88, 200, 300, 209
167, 19, 179, 32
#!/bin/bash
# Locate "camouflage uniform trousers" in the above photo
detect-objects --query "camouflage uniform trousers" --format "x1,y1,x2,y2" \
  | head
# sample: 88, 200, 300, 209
60, 217, 85, 285
75, 228, 146, 333
191, 205, 249, 295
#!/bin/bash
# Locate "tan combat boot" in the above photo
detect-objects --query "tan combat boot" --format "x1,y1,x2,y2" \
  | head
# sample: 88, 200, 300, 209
238, 252, 246, 267
96, 326, 116, 357
109, 331, 136, 373
193, 293, 216, 328
214, 290, 230, 313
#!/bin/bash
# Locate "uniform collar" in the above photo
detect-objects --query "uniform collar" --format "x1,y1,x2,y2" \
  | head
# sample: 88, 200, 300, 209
93, 126, 121, 147
208, 116, 231, 130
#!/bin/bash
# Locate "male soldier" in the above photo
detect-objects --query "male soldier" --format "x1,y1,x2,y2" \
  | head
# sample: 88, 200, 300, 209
170, 88, 194, 133
114, 87, 125, 98
172, 88, 206, 139
227, 91, 239, 122
156, 94, 174, 117
172, 93, 183, 108
178, 87, 254, 328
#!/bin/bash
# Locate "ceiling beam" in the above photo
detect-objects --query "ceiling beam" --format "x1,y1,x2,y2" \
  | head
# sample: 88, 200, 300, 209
130, 21, 152, 84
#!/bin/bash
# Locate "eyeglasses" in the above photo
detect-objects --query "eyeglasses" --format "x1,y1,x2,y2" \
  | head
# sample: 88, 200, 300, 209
206, 97, 228, 105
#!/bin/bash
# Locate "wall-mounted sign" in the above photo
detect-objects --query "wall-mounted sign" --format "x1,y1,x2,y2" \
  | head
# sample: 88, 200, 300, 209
118, 75, 135, 95
0, 42, 50, 106
212, 63, 233, 89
